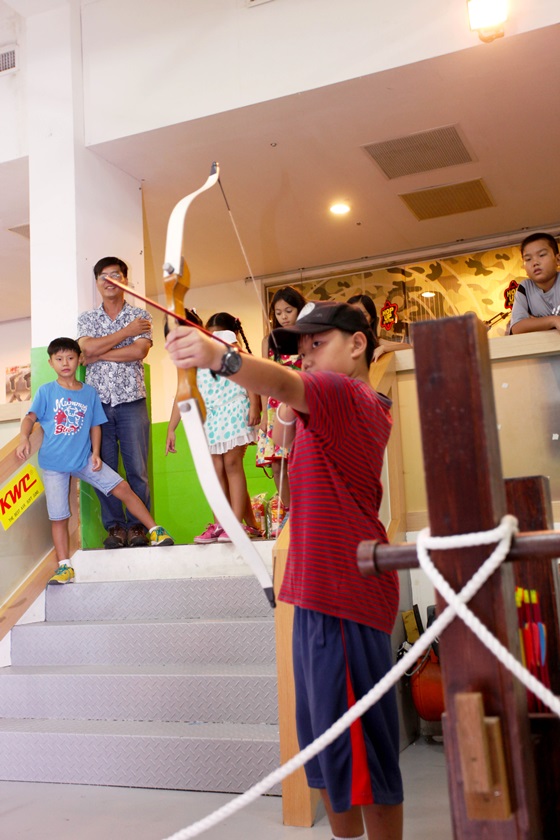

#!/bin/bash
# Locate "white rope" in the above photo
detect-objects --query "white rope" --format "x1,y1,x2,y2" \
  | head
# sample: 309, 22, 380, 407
416, 516, 560, 718
162, 513, 559, 840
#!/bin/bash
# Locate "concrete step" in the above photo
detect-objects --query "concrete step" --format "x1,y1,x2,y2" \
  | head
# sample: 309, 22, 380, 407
10, 617, 276, 667
70, 541, 274, 584
0, 663, 278, 724
46, 576, 273, 622
0, 718, 280, 793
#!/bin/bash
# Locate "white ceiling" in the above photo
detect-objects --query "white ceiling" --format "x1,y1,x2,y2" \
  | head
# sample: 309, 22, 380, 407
1, 21, 560, 322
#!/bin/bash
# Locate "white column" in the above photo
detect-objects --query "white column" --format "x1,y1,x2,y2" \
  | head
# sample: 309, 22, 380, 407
25, 1, 144, 348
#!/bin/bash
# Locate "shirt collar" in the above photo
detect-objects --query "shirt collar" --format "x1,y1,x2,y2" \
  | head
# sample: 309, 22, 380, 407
99, 300, 129, 317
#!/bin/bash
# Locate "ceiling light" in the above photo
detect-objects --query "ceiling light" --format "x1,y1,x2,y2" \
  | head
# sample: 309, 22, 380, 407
467, 0, 508, 43
421, 291, 436, 298
330, 203, 350, 215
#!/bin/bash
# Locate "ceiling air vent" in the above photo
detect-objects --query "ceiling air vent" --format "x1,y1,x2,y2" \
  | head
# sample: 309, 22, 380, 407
363, 125, 473, 179
400, 179, 495, 221
0, 45, 17, 75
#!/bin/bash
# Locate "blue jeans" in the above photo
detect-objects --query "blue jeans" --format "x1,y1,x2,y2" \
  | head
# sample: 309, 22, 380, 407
97, 398, 151, 530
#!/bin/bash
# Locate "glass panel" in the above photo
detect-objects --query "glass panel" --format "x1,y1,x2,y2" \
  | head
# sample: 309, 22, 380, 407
397, 352, 560, 519
493, 355, 560, 499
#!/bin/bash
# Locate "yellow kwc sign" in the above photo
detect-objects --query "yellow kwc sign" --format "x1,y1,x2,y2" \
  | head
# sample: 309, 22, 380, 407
0, 465, 44, 531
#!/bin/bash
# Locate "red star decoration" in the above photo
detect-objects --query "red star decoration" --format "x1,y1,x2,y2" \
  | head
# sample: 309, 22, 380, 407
504, 280, 519, 310
380, 300, 399, 331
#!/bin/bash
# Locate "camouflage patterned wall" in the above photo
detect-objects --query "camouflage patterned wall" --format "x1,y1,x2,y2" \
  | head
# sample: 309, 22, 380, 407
265, 244, 525, 342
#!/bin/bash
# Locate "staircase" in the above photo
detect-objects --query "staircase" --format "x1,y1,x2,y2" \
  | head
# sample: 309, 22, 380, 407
0, 544, 280, 792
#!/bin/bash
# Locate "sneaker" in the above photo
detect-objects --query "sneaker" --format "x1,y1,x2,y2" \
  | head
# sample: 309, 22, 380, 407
243, 525, 264, 539
148, 526, 174, 547
194, 523, 224, 544
104, 525, 127, 549
48, 564, 75, 585
127, 524, 148, 547
217, 529, 232, 543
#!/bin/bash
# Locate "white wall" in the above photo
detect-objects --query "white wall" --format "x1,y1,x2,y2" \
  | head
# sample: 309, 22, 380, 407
0, 4, 26, 163
2, 0, 559, 162
81, 0, 560, 146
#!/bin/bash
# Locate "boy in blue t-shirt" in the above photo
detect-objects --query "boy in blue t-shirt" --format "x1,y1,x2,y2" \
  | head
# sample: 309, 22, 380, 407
16, 337, 173, 585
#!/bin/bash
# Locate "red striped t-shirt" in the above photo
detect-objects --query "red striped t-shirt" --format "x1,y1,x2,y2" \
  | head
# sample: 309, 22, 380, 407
279, 370, 399, 633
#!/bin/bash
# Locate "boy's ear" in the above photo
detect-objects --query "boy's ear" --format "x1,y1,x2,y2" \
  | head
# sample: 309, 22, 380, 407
48, 357, 53, 369
350, 331, 367, 357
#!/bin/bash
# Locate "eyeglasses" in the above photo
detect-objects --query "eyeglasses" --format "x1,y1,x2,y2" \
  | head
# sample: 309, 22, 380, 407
99, 272, 123, 281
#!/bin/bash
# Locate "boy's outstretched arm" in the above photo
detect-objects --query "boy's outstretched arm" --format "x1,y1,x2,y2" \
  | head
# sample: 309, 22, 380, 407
16, 412, 37, 460
166, 326, 307, 413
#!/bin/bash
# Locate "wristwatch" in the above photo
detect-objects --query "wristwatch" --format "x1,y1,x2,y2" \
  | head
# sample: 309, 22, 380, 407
215, 347, 242, 377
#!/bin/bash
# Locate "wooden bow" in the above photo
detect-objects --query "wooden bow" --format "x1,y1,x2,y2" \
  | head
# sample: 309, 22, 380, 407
105, 163, 276, 607
162, 162, 221, 420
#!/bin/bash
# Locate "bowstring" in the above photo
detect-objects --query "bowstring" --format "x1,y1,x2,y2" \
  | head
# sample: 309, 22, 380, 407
217, 176, 288, 539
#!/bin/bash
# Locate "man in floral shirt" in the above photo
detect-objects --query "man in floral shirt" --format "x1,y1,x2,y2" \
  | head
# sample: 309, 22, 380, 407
77, 257, 153, 549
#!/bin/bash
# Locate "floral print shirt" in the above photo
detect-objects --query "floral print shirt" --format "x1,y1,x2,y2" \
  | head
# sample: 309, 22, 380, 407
77, 302, 153, 406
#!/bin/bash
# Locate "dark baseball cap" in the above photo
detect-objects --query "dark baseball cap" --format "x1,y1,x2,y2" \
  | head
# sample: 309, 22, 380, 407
271, 301, 370, 355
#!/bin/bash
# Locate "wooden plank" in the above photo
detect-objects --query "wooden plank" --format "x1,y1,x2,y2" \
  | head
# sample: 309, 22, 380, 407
455, 693, 512, 821
273, 522, 321, 827
0, 552, 58, 642
456, 693, 494, 794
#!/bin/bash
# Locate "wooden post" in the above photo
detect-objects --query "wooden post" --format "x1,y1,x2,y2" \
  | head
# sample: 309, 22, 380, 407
505, 476, 560, 696
505, 476, 560, 836
412, 314, 541, 839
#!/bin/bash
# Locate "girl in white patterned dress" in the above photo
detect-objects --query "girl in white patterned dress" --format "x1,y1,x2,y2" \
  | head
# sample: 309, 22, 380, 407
166, 312, 262, 543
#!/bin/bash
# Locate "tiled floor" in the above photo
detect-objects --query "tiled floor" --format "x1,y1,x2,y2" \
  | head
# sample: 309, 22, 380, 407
0, 739, 451, 840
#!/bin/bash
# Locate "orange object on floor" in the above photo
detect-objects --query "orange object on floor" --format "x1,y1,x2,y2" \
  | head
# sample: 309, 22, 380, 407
410, 649, 445, 721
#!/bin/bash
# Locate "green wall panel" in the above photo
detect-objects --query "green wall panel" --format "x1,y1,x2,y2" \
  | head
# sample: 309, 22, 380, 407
151, 421, 274, 545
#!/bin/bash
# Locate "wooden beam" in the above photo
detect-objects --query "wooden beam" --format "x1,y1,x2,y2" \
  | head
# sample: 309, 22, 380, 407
273, 522, 321, 827
412, 313, 541, 839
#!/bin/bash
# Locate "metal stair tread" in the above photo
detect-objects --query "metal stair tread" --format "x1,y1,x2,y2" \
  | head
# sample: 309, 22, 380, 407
0, 718, 279, 740
46, 575, 276, 621
1, 573, 281, 791
0, 662, 276, 677
16, 616, 274, 631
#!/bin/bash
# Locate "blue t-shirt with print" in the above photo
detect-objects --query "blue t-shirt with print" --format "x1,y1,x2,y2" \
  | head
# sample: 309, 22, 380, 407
29, 381, 107, 472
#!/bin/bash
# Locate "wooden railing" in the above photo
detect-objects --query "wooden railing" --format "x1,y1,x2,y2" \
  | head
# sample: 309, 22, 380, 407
370, 352, 407, 543
0, 428, 79, 642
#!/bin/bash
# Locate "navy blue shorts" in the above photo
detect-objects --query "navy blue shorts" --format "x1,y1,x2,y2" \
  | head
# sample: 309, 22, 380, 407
293, 607, 403, 812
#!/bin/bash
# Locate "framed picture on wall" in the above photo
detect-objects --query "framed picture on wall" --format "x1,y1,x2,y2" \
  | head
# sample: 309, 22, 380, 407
5, 365, 31, 403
